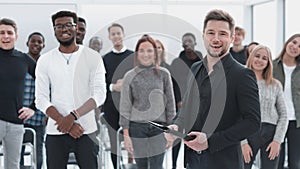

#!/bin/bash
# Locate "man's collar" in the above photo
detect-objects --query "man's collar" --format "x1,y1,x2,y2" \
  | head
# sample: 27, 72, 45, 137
112, 46, 127, 53
203, 53, 233, 72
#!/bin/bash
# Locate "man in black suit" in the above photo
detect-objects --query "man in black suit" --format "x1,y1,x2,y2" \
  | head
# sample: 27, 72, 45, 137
168, 9, 261, 169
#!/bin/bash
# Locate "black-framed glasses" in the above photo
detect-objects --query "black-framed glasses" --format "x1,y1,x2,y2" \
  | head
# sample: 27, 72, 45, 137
54, 22, 76, 31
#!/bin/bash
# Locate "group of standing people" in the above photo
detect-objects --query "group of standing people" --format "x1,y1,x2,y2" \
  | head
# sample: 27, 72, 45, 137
0, 8, 299, 169
225, 19, 300, 169
0, 10, 107, 169
224, 19, 300, 169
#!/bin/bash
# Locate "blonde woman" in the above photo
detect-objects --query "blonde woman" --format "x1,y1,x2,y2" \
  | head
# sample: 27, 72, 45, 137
242, 45, 288, 169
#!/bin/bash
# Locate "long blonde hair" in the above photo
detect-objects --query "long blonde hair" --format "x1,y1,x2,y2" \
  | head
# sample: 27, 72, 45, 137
246, 45, 274, 86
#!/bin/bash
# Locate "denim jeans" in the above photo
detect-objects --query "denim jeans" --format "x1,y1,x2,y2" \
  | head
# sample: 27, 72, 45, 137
0, 120, 24, 169
129, 122, 166, 169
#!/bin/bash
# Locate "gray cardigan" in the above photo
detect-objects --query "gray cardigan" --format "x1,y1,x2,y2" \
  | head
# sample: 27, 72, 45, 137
242, 79, 288, 144
119, 66, 176, 129
257, 80, 288, 143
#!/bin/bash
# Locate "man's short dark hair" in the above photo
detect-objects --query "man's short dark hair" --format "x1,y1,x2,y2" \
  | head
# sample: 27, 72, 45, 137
51, 10, 77, 26
27, 32, 45, 43
0, 18, 17, 33
108, 23, 124, 33
235, 26, 246, 37
182, 32, 196, 42
203, 9, 235, 35
78, 17, 86, 26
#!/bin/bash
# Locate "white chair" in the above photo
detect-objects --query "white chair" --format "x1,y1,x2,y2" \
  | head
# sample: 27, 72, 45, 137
20, 127, 37, 169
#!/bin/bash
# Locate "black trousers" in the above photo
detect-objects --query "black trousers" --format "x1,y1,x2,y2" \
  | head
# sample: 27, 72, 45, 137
244, 123, 279, 169
278, 120, 300, 169
45, 133, 99, 169
185, 148, 208, 169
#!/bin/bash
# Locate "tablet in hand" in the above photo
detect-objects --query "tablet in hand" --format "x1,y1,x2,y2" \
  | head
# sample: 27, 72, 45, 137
148, 121, 196, 141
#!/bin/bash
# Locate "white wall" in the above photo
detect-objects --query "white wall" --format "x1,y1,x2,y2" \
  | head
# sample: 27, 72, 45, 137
0, 3, 77, 54
0, 1, 246, 61
79, 3, 245, 62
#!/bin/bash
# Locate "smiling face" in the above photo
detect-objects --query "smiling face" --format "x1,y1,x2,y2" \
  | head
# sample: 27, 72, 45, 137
182, 35, 196, 52
233, 30, 244, 46
54, 16, 77, 47
203, 20, 234, 58
76, 21, 86, 44
155, 41, 163, 59
285, 36, 300, 59
137, 41, 156, 66
0, 24, 17, 50
109, 26, 124, 48
251, 48, 269, 72
27, 34, 45, 57
246, 45, 273, 81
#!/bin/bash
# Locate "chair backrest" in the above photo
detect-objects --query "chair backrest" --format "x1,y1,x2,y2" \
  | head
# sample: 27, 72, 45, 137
23, 128, 36, 144
23, 127, 37, 169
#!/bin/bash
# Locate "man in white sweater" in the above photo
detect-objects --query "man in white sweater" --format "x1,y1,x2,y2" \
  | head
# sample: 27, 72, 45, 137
35, 10, 106, 169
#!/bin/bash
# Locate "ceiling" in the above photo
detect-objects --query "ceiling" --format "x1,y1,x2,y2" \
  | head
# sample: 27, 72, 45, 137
0, 0, 274, 6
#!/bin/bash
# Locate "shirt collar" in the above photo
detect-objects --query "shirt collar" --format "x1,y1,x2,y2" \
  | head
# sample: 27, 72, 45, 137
202, 53, 235, 73
112, 46, 127, 53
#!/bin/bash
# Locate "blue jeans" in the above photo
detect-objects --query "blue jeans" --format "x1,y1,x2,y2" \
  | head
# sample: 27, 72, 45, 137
20, 124, 45, 169
0, 120, 24, 169
129, 122, 166, 169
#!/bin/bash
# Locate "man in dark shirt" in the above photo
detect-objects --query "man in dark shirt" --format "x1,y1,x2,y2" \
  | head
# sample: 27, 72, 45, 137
0, 18, 36, 169
229, 26, 247, 65
171, 32, 203, 110
168, 9, 261, 169
170, 32, 203, 169
102, 23, 134, 169
20, 32, 46, 169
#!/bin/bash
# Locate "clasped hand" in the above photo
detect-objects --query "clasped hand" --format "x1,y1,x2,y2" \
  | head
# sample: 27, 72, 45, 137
68, 123, 84, 139
56, 114, 75, 133
56, 114, 84, 139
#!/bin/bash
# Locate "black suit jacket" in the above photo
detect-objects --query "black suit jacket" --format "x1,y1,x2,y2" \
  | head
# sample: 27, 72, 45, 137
175, 54, 261, 169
